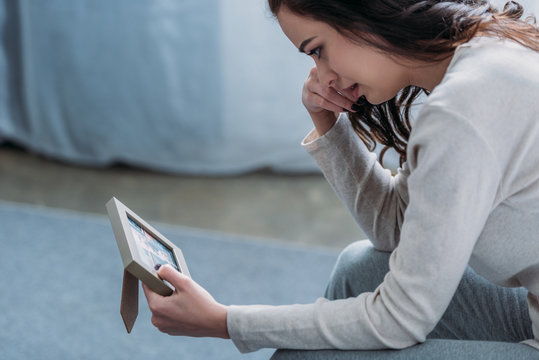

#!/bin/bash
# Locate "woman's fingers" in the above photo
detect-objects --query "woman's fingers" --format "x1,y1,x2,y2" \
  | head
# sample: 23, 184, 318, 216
308, 91, 346, 114
321, 86, 356, 111
303, 67, 356, 113
304, 83, 355, 113
141, 267, 229, 339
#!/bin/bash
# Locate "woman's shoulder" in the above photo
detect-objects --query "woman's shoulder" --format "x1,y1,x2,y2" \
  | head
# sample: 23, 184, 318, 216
452, 36, 539, 66
426, 36, 539, 114
441, 36, 539, 90
412, 36, 539, 181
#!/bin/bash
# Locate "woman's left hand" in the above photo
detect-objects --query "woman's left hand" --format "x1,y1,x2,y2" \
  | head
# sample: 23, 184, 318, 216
142, 264, 230, 339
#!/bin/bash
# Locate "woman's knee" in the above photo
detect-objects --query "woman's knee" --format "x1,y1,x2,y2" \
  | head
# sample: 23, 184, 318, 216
325, 240, 391, 300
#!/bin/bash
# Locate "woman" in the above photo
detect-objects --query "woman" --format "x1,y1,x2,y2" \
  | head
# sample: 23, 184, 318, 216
143, 0, 539, 356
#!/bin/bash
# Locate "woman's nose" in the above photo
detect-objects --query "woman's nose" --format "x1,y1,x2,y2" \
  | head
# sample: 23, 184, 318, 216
316, 62, 338, 88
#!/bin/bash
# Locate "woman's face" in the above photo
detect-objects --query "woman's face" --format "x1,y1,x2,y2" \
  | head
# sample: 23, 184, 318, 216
276, 7, 414, 105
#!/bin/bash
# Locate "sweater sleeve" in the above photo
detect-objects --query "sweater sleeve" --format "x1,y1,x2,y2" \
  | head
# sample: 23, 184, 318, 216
301, 113, 410, 251
227, 107, 502, 353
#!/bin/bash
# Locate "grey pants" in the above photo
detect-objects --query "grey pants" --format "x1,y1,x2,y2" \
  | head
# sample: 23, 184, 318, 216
272, 240, 538, 359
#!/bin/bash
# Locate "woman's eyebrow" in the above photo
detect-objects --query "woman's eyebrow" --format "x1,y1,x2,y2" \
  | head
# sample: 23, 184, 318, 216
298, 37, 316, 53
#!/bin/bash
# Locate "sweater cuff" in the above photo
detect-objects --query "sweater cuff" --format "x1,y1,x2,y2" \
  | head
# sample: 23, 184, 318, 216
301, 113, 352, 153
227, 305, 259, 353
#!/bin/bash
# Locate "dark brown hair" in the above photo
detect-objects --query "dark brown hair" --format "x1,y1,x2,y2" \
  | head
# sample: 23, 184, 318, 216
269, 0, 539, 166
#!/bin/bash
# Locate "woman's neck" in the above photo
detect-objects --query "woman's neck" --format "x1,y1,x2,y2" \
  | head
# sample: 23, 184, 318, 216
408, 55, 454, 92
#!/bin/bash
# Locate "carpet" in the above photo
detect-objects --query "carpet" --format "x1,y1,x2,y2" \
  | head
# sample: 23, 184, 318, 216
0, 201, 339, 359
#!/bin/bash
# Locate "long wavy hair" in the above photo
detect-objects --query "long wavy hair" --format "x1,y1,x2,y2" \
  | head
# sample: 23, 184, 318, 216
268, 0, 539, 166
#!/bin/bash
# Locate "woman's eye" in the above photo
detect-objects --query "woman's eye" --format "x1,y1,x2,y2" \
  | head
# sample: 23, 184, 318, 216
307, 47, 322, 59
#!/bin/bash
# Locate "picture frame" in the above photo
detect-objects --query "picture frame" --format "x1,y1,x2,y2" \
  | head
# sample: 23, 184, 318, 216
106, 197, 191, 296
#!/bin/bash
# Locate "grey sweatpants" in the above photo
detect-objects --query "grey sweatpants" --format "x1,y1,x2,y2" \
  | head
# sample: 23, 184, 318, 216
272, 240, 538, 359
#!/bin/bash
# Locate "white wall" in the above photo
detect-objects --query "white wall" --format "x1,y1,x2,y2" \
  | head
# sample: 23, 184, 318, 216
490, 0, 538, 14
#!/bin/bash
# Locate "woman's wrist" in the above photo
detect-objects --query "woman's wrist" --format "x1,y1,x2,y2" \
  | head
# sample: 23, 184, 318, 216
214, 304, 230, 339
308, 110, 339, 137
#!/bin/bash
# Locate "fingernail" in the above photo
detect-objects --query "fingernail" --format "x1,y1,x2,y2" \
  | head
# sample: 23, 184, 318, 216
154, 264, 162, 271
357, 96, 368, 106
351, 104, 361, 112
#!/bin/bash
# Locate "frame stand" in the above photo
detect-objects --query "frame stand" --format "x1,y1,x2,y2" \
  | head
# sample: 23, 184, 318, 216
120, 269, 139, 333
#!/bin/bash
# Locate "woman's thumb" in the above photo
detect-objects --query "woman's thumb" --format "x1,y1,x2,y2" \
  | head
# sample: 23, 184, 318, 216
156, 264, 187, 289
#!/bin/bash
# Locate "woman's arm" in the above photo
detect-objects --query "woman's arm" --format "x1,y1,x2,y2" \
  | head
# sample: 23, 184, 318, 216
303, 115, 410, 251
228, 108, 502, 352
300, 66, 409, 251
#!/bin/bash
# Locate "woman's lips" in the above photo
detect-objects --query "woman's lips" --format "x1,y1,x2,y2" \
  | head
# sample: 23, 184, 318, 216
338, 83, 360, 101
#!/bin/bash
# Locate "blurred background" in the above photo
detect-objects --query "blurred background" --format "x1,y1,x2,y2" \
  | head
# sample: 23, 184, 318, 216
0, 0, 368, 250
1, 0, 534, 249
1, 3, 369, 357
0, 0, 537, 246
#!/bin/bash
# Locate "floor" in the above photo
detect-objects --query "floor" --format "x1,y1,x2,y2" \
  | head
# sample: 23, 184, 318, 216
0, 145, 365, 250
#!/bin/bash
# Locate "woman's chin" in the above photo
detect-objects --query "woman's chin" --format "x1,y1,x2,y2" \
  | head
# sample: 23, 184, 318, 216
364, 94, 394, 106
356, 95, 381, 106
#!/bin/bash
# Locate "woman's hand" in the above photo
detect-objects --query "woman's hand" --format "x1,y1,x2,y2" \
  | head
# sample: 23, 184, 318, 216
142, 265, 230, 339
302, 66, 356, 136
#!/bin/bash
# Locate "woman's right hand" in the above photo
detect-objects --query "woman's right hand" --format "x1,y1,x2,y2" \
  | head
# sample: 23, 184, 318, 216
302, 66, 357, 136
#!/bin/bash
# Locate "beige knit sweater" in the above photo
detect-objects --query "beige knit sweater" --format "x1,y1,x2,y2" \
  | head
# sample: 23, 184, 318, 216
227, 37, 539, 353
